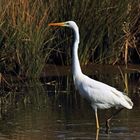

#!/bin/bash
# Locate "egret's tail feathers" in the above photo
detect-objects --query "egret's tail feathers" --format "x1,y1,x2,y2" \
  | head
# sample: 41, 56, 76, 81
112, 89, 133, 109
123, 95, 133, 109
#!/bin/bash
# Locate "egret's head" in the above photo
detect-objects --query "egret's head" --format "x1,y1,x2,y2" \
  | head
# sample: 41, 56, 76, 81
48, 21, 78, 30
49, 21, 79, 42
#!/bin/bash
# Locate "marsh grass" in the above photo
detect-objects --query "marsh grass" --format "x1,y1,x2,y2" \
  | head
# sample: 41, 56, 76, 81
49, 0, 140, 65
0, 0, 52, 78
0, 0, 140, 81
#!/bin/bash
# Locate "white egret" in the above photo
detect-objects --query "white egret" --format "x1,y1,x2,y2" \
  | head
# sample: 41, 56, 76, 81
48, 21, 133, 130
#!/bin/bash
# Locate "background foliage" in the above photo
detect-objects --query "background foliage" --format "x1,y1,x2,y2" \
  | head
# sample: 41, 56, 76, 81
0, 0, 140, 80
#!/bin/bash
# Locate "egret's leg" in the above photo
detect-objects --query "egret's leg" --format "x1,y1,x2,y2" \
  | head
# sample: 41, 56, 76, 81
96, 128, 99, 140
106, 108, 123, 130
95, 108, 99, 129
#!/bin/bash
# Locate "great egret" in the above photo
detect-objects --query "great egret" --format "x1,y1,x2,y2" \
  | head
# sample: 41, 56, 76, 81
48, 21, 133, 130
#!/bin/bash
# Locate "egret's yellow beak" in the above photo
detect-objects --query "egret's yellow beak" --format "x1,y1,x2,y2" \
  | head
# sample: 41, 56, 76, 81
48, 22, 65, 26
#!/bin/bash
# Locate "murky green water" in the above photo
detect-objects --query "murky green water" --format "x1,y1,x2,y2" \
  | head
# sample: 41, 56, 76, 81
0, 64, 140, 140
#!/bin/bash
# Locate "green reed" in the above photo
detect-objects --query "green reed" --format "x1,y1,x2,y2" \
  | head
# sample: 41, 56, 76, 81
0, 0, 52, 78
48, 0, 139, 65
0, 0, 139, 81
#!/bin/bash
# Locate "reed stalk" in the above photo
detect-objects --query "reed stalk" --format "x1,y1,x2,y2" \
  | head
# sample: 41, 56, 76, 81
0, 0, 140, 81
48, 0, 140, 65
0, 0, 52, 78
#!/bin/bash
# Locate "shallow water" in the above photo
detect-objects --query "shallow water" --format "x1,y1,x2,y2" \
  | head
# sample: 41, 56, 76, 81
0, 64, 140, 140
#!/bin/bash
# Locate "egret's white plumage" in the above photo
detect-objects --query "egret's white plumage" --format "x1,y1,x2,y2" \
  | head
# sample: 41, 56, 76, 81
75, 74, 133, 110
48, 21, 133, 129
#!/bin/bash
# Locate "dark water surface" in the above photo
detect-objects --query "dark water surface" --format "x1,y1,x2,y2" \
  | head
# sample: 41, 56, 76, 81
0, 64, 140, 140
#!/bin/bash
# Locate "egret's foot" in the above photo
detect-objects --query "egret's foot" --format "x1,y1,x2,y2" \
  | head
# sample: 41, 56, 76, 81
106, 119, 110, 129
105, 119, 111, 134
105, 128, 110, 134
105, 108, 123, 134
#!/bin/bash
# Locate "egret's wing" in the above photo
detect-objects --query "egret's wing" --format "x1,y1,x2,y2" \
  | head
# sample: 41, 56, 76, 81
80, 75, 133, 109
110, 88, 133, 109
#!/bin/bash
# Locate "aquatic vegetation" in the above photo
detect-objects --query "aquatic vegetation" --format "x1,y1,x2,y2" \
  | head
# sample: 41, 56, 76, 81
49, 0, 140, 65
0, 0, 140, 82
0, 0, 52, 78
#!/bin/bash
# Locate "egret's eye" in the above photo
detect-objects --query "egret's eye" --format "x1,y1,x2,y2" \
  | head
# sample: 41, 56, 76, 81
65, 22, 69, 26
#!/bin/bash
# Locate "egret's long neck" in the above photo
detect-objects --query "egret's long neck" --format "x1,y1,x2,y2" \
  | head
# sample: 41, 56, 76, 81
72, 27, 82, 77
